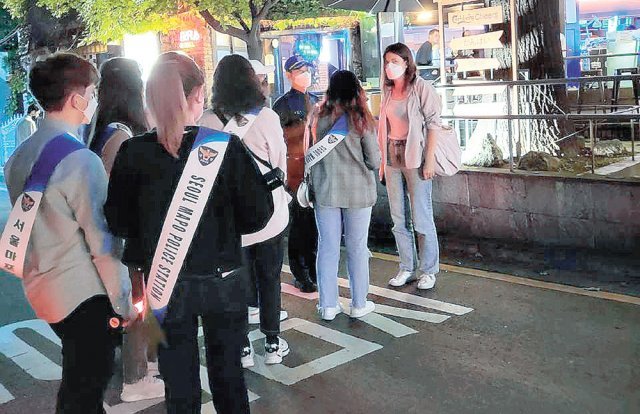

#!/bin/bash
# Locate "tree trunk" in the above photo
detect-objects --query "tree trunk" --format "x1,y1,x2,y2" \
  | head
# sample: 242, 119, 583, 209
246, 25, 263, 61
487, 0, 569, 157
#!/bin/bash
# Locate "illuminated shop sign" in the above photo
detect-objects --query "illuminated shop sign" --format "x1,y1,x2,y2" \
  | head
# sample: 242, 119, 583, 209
179, 29, 201, 49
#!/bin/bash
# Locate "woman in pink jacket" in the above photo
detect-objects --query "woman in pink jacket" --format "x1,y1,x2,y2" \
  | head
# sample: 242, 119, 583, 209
378, 42, 443, 291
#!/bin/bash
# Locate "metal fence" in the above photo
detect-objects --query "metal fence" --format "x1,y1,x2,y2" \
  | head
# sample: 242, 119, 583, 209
435, 74, 640, 174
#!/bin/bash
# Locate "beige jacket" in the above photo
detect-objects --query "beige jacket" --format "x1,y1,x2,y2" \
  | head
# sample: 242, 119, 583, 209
377, 76, 442, 179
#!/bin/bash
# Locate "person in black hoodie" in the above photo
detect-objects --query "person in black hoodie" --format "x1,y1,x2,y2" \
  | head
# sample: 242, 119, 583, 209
105, 51, 273, 414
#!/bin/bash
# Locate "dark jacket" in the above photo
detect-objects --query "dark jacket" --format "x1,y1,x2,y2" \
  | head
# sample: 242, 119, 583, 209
105, 127, 273, 274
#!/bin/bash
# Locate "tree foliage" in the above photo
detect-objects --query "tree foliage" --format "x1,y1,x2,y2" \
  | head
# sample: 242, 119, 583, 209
0, 0, 337, 59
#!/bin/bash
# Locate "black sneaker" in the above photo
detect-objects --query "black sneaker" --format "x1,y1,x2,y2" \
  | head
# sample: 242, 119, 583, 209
264, 337, 290, 365
294, 279, 317, 293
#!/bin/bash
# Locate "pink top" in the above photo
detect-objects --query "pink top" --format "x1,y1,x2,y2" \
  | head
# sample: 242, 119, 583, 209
386, 97, 409, 140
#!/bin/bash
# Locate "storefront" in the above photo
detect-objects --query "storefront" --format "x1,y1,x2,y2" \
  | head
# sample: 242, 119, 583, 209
565, 0, 640, 78
260, 16, 363, 99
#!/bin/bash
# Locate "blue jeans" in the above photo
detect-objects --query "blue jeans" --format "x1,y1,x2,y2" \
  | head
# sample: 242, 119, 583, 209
384, 166, 440, 275
315, 206, 372, 309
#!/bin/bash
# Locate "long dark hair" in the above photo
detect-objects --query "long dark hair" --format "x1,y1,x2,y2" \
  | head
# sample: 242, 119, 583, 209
89, 58, 147, 152
382, 43, 417, 89
318, 70, 374, 135
211, 54, 265, 118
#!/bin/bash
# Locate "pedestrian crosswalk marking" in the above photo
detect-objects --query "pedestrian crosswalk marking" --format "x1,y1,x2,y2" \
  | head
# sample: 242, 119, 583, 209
373, 303, 450, 323
336, 277, 474, 315
0, 383, 13, 404
246, 318, 382, 386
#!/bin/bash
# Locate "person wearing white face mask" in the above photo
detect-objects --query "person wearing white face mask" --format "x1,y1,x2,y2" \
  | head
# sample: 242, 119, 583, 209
273, 55, 320, 294
4, 53, 136, 412
378, 43, 443, 292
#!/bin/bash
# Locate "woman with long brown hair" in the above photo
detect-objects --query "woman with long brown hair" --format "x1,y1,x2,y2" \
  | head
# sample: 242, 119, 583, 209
378, 42, 442, 291
105, 51, 273, 413
308, 70, 380, 321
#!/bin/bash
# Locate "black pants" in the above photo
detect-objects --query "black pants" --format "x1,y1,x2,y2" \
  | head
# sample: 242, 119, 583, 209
49, 295, 120, 414
288, 199, 318, 283
244, 232, 285, 336
158, 272, 249, 414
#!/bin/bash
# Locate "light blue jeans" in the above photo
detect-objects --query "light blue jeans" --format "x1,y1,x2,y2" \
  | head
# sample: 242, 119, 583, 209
384, 166, 440, 275
315, 206, 373, 309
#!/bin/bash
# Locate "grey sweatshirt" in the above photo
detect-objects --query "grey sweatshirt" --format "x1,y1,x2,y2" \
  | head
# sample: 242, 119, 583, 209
4, 117, 132, 323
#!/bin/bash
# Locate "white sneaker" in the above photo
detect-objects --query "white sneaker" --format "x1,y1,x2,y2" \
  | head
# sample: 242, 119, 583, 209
319, 304, 343, 321
388, 270, 416, 287
417, 273, 436, 290
121, 376, 165, 402
248, 307, 288, 325
147, 361, 160, 377
350, 301, 375, 318
264, 337, 290, 365
240, 345, 254, 368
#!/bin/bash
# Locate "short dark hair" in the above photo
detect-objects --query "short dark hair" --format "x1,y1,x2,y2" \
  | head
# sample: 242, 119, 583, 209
28, 53, 99, 112
211, 54, 266, 116
383, 43, 417, 88
27, 103, 39, 114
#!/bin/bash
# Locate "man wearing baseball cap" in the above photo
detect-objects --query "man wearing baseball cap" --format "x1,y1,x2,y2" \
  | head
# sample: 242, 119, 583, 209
273, 55, 318, 293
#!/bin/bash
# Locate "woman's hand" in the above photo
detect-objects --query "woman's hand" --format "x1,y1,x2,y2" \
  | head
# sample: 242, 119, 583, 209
422, 155, 436, 180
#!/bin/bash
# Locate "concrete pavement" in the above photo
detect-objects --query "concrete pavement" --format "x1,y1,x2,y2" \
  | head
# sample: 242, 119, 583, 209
0, 254, 638, 413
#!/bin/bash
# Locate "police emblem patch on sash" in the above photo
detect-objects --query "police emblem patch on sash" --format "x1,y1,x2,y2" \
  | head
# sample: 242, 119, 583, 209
237, 116, 249, 127
198, 146, 218, 166
328, 135, 338, 144
21, 194, 35, 212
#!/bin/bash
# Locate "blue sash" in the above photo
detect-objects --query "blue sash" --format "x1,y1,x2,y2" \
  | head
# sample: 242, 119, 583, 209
0, 134, 85, 277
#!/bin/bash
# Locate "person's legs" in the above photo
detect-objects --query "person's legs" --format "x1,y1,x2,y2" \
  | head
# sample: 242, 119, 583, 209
385, 166, 418, 273
50, 296, 119, 414
342, 207, 373, 309
253, 234, 285, 337
202, 307, 250, 413
302, 207, 319, 283
158, 281, 202, 414
314, 206, 342, 310
403, 169, 440, 275
242, 245, 259, 308
288, 200, 316, 291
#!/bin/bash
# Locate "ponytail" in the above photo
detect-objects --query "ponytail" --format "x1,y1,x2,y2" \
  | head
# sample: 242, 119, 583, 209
146, 52, 204, 158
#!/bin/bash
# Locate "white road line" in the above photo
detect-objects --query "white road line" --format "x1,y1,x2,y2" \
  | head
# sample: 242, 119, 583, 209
373, 303, 451, 323
336, 278, 473, 316
280, 281, 319, 300
337, 297, 417, 338
0, 383, 13, 404
246, 318, 382, 385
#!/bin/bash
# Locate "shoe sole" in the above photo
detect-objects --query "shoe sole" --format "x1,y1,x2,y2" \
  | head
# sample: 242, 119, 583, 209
241, 360, 255, 368
417, 283, 435, 290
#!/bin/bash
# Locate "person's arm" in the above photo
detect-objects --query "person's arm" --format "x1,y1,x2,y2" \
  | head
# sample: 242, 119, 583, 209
263, 110, 288, 178
101, 129, 131, 176
223, 135, 274, 235
418, 81, 443, 180
105, 140, 137, 238
60, 151, 135, 319
361, 127, 381, 171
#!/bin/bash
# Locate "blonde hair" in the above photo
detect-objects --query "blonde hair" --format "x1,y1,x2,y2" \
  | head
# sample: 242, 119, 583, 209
146, 52, 204, 157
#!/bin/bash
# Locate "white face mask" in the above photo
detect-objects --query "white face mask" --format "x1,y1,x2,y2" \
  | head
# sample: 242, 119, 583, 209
385, 62, 406, 80
294, 71, 312, 89
78, 95, 98, 124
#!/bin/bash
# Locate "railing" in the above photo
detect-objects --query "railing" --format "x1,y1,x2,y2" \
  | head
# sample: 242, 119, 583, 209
0, 114, 21, 166
435, 75, 640, 174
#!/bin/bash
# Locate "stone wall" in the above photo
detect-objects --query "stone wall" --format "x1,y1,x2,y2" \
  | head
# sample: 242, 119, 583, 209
372, 169, 640, 253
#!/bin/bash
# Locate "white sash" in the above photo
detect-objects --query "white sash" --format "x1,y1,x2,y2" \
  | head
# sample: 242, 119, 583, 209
0, 134, 84, 278
296, 114, 349, 208
147, 127, 231, 321
222, 107, 272, 175
304, 114, 349, 173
